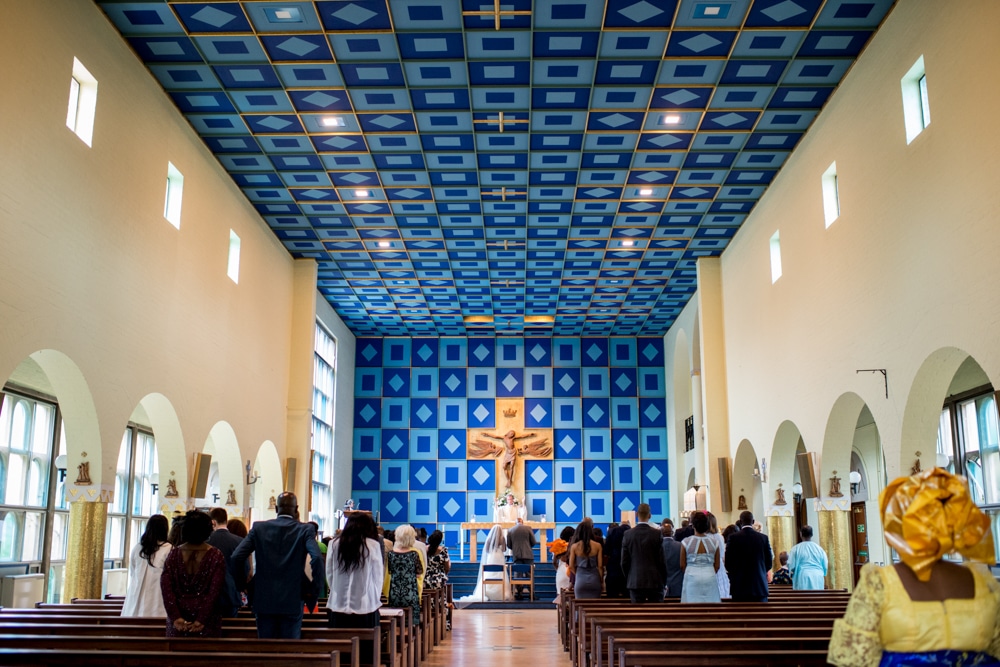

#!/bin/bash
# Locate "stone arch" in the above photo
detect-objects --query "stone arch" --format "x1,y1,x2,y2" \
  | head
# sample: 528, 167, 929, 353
6, 351, 104, 502
250, 440, 282, 523
770, 420, 806, 505
900, 347, 981, 479
133, 393, 187, 516
820, 392, 868, 499
203, 421, 243, 514
733, 439, 764, 522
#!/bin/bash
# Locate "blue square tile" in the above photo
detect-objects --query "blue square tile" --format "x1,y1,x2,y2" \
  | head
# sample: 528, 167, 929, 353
467, 399, 495, 428
467, 460, 495, 491
355, 368, 382, 396
437, 491, 466, 521
410, 461, 437, 490
613, 460, 641, 490
383, 368, 410, 396
409, 429, 438, 459
613, 491, 641, 519
467, 339, 496, 366
584, 492, 613, 523
638, 368, 666, 397
438, 398, 468, 428
610, 368, 638, 396
612, 398, 640, 427
353, 429, 381, 459
582, 368, 609, 396
439, 338, 468, 366
380, 461, 409, 490
554, 491, 583, 523
410, 338, 439, 366
639, 398, 667, 427
582, 397, 611, 427
525, 398, 553, 428
438, 429, 467, 459
553, 368, 582, 397
496, 339, 525, 367
410, 492, 437, 522
383, 339, 412, 366
525, 493, 554, 522
381, 491, 408, 522
584, 429, 611, 458
612, 429, 640, 458
644, 494, 667, 519
381, 429, 409, 459
468, 492, 494, 522
439, 368, 467, 397
584, 460, 612, 490
437, 461, 467, 491
467, 369, 496, 397
637, 337, 665, 366
555, 460, 582, 487
641, 460, 669, 490
553, 398, 582, 428
352, 460, 380, 490
496, 368, 524, 397
354, 398, 381, 427
525, 460, 554, 491
409, 398, 438, 428
381, 398, 410, 427
525, 368, 552, 397
581, 338, 609, 366
640, 429, 668, 458
352, 492, 379, 513
554, 429, 582, 458
553, 338, 581, 366
524, 339, 552, 366
610, 338, 637, 366
410, 369, 439, 397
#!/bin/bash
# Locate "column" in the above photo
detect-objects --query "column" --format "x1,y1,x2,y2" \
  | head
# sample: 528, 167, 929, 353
285, 259, 319, 503
817, 499, 853, 591
765, 508, 795, 572
63, 499, 108, 600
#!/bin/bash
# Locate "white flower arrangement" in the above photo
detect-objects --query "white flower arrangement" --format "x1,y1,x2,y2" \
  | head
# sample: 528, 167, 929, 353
495, 492, 522, 507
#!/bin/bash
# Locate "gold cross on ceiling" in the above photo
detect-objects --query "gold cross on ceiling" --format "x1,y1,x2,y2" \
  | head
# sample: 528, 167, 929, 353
473, 111, 529, 133
480, 187, 527, 201
461, 0, 532, 30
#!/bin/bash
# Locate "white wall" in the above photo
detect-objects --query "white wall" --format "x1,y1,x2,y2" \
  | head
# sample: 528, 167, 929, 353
0, 2, 303, 502
665, 0, 1000, 517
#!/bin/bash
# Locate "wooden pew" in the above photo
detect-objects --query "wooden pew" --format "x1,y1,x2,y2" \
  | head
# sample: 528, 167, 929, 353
0, 635, 354, 667
0, 648, 339, 667
617, 647, 831, 667
608, 636, 831, 667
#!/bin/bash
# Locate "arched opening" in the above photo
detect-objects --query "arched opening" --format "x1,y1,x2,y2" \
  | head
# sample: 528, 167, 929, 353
203, 422, 243, 517
733, 439, 764, 523
249, 441, 282, 525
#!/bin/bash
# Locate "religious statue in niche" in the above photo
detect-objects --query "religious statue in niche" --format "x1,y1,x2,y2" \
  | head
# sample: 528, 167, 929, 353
774, 484, 787, 506
226, 487, 238, 506
911, 451, 923, 476
829, 471, 844, 498
75, 461, 92, 485
738, 490, 748, 511
165, 477, 179, 497
268, 495, 277, 510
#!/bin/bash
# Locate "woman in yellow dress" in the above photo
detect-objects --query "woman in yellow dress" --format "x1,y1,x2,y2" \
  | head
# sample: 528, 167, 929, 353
827, 467, 1000, 667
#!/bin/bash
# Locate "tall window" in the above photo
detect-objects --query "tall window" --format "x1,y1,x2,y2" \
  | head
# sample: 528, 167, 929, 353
164, 162, 184, 228
769, 230, 782, 283
0, 390, 57, 564
901, 56, 930, 144
227, 230, 241, 283
66, 57, 98, 146
937, 387, 1000, 562
822, 162, 840, 228
107, 425, 158, 561
311, 323, 336, 535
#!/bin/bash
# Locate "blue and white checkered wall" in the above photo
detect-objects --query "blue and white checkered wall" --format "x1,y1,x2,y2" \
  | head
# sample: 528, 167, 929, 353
351, 337, 670, 538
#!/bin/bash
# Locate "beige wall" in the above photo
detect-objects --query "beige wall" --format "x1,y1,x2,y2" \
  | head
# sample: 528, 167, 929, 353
664, 0, 1000, 533
0, 2, 308, 508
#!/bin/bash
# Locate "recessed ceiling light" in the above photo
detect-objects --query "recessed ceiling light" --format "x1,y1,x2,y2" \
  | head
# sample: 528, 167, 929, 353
639, 188, 654, 196
622, 240, 635, 247
524, 315, 555, 324
661, 114, 682, 124
378, 241, 391, 248
321, 117, 345, 127
354, 189, 369, 197
704, 6, 721, 15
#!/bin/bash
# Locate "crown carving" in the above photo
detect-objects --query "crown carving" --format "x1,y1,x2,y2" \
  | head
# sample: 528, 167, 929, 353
503, 408, 518, 418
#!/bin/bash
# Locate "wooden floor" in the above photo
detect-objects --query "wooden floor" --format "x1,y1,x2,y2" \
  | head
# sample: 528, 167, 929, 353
421, 609, 571, 667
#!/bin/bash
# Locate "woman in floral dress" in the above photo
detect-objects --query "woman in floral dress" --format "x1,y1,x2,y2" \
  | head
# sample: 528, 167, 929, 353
387, 524, 424, 626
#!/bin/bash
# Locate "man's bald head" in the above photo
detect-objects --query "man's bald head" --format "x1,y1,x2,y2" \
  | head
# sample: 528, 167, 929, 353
276, 492, 299, 518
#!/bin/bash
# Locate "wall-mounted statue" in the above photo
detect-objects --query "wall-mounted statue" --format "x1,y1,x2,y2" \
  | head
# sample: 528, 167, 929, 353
775, 485, 787, 505
75, 461, 91, 485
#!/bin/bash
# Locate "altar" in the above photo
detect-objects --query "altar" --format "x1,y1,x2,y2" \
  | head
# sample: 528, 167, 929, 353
459, 521, 556, 563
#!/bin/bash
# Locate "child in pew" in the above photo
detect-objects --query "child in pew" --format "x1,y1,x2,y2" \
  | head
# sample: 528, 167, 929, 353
772, 552, 793, 586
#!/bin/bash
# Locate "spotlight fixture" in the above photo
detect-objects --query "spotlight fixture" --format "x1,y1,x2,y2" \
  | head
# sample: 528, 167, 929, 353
638, 188, 654, 196
321, 116, 345, 127
661, 114, 682, 124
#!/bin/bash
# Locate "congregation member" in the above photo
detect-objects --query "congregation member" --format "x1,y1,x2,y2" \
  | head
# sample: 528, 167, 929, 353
387, 524, 424, 627
507, 517, 537, 600
326, 512, 384, 666
551, 525, 575, 601
232, 492, 323, 639
828, 467, 1000, 667
707, 513, 730, 599
206, 507, 243, 617
788, 525, 828, 590
621, 503, 667, 603
121, 514, 171, 617
772, 552, 793, 585
725, 510, 772, 602
425, 529, 452, 629
660, 522, 684, 599
604, 521, 630, 598
673, 518, 694, 542
679, 511, 721, 603
568, 518, 604, 599
160, 510, 227, 637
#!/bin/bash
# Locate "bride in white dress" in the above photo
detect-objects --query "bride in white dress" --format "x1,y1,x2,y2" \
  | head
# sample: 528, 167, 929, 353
457, 524, 509, 607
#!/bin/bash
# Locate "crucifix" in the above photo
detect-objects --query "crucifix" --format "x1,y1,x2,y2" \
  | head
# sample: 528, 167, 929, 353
467, 398, 552, 499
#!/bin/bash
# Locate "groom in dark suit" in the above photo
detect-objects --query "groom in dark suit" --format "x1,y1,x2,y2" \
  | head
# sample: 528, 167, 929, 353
725, 510, 773, 602
621, 503, 666, 603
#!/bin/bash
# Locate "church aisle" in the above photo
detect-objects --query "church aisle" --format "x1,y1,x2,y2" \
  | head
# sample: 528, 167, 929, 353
420, 608, 570, 667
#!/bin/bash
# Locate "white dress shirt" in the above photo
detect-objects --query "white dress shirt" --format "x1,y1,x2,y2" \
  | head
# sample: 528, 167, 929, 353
326, 537, 385, 614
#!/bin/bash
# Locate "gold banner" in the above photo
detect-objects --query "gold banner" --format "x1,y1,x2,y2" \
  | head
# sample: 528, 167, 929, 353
64, 500, 108, 601
766, 514, 796, 572
818, 508, 853, 591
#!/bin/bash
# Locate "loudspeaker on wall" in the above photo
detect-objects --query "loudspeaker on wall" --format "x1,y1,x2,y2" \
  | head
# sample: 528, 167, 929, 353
190, 453, 212, 498
796, 451, 820, 498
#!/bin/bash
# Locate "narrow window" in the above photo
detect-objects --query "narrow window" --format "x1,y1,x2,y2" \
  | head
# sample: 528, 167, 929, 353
769, 231, 782, 283
822, 162, 840, 227
227, 230, 241, 283
66, 58, 98, 146
164, 162, 184, 228
901, 56, 929, 144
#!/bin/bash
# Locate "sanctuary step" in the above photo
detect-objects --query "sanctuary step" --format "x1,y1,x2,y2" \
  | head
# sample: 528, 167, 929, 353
448, 561, 558, 601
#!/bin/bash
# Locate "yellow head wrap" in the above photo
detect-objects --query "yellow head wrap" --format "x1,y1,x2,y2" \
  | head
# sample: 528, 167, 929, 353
880, 467, 995, 581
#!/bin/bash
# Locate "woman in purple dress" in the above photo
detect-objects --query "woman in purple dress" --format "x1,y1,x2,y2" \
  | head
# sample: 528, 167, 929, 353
160, 510, 227, 637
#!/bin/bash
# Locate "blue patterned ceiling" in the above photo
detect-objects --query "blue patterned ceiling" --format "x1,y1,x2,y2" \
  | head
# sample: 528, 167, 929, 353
95, 0, 895, 337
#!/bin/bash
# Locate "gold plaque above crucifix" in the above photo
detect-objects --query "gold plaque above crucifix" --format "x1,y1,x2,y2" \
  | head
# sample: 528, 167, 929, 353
467, 398, 552, 499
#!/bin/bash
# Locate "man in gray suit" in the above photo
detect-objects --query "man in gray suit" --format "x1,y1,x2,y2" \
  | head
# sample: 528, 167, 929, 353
621, 503, 666, 603
206, 507, 244, 617
506, 517, 536, 600
661, 522, 684, 599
